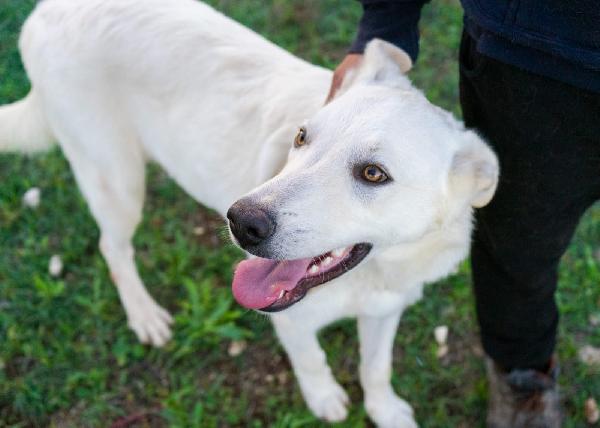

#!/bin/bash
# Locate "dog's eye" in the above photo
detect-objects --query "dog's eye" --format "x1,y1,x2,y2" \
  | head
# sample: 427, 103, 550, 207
362, 165, 388, 183
294, 127, 307, 148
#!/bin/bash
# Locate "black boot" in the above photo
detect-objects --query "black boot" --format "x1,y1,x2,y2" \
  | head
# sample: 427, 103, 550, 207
486, 355, 562, 428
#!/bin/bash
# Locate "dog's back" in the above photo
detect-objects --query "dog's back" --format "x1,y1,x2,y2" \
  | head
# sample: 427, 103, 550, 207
4, 0, 331, 213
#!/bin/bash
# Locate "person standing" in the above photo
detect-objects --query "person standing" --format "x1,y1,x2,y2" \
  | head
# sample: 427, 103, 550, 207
327, 1, 600, 426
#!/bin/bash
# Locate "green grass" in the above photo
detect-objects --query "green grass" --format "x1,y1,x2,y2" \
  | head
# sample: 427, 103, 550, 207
1, 0, 599, 426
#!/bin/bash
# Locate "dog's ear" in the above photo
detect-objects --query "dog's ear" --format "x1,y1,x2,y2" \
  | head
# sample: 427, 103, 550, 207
337, 39, 412, 97
360, 38, 412, 80
449, 131, 499, 208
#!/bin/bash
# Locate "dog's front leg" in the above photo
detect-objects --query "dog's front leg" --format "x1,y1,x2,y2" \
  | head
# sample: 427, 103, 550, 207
358, 312, 418, 428
271, 314, 349, 423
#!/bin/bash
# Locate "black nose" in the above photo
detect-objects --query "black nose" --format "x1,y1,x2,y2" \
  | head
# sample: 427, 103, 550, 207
227, 199, 276, 248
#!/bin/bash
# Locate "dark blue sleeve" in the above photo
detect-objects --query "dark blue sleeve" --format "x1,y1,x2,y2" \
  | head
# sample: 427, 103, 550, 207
349, 0, 430, 62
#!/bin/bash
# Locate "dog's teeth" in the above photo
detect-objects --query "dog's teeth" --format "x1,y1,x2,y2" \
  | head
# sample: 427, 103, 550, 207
332, 248, 345, 257
322, 256, 332, 266
278, 290, 285, 299
309, 265, 319, 274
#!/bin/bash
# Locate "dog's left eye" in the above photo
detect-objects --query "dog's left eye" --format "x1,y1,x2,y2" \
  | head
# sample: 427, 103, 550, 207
294, 127, 307, 148
361, 164, 388, 183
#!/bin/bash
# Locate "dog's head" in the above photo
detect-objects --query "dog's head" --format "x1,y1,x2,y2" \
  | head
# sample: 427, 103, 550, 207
227, 39, 498, 311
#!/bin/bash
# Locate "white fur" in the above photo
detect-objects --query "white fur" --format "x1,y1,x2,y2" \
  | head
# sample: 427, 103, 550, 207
1, 1, 498, 426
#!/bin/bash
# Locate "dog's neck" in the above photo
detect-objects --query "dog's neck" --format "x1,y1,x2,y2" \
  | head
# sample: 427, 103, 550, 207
373, 210, 472, 292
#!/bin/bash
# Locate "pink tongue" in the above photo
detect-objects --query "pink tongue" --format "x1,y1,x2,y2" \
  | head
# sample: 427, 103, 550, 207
232, 257, 312, 309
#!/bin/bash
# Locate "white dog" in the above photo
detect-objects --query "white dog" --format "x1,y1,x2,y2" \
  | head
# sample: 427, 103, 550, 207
0, 0, 498, 426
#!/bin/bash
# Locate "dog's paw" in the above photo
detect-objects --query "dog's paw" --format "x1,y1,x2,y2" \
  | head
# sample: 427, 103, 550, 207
304, 381, 349, 423
126, 300, 174, 347
366, 394, 417, 428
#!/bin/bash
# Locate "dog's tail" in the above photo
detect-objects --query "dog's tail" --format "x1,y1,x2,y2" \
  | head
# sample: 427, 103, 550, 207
0, 90, 55, 154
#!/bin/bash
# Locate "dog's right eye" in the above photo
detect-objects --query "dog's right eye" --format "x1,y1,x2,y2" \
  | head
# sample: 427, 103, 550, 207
294, 127, 307, 148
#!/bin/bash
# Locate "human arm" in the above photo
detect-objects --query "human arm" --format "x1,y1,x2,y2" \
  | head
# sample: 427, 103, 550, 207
326, 0, 429, 102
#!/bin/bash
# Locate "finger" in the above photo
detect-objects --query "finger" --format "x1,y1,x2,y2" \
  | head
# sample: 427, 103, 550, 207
324, 54, 363, 105
325, 74, 342, 104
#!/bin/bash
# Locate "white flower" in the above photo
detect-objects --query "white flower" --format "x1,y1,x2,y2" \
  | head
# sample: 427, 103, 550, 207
23, 187, 41, 208
434, 325, 448, 346
49, 255, 63, 277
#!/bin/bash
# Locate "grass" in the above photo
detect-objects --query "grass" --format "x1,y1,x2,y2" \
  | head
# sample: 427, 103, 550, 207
1, 0, 599, 426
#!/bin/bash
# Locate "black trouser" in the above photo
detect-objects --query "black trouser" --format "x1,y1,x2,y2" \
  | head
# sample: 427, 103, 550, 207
459, 31, 600, 370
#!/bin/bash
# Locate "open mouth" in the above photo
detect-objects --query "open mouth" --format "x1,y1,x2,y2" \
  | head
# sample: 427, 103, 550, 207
232, 243, 372, 312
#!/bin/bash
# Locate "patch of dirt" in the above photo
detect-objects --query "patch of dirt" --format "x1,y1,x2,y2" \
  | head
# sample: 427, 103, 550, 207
188, 206, 227, 250
440, 330, 484, 367
199, 334, 296, 423
197, 321, 365, 425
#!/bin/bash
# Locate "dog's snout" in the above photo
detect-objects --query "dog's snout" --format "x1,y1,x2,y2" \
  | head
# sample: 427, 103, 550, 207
227, 200, 276, 248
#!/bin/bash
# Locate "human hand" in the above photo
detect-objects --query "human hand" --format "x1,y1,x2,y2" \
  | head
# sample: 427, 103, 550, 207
325, 53, 363, 104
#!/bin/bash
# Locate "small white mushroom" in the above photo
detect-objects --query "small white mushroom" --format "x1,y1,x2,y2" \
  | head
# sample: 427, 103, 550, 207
227, 340, 247, 357
434, 325, 449, 346
193, 226, 206, 236
579, 345, 600, 365
585, 397, 599, 424
22, 187, 41, 208
48, 255, 63, 277
436, 344, 449, 359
